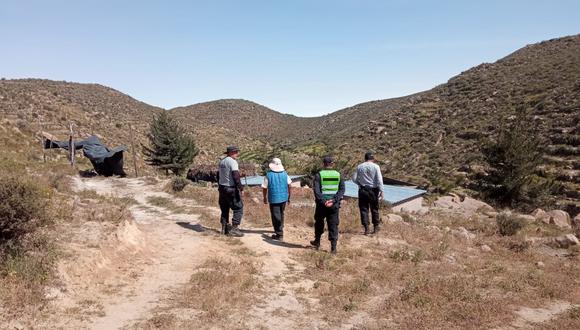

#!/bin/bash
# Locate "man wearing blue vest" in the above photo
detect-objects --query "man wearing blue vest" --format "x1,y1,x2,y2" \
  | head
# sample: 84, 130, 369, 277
262, 158, 292, 241
310, 155, 345, 254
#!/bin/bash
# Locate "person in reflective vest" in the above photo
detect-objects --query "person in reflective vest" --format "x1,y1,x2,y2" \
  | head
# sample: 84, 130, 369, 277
262, 158, 292, 241
310, 155, 345, 254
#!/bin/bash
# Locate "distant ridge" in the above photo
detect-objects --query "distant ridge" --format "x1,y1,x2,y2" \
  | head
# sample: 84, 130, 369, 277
1, 35, 578, 209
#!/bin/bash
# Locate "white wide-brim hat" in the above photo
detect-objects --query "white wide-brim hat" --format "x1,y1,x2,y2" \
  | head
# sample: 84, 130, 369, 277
268, 157, 285, 172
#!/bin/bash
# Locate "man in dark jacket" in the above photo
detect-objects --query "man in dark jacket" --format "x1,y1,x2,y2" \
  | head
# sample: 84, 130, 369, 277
217, 145, 244, 237
310, 155, 345, 254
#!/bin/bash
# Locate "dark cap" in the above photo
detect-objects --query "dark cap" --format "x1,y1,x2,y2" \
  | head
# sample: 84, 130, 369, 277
224, 145, 240, 154
364, 151, 375, 161
322, 155, 335, 165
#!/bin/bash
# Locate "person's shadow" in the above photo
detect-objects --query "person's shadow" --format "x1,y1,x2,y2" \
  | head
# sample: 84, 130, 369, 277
261, 234, 306, 249
176, 221, 219, 234
240, 228, 272, 234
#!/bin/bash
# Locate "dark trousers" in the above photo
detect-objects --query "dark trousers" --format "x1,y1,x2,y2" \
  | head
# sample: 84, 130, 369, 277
269, 202, 286, 236
218, 186, 243, 226
314, 204, 340, 243
358, 186, 381, 227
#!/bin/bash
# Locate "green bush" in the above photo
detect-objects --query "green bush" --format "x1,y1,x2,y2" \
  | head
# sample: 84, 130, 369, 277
0, 176, 49, 246
496, 212, 526, 236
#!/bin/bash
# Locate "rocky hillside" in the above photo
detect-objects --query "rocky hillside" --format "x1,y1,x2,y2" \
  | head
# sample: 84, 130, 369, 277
317, 35, 580, 210
1, 35, 578, 209
0, 79, 163, 173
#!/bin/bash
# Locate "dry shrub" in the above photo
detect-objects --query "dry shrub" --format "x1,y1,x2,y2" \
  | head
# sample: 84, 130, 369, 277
174, 185, 219, 206
167, 176, 189, 192
0, 176, 50, 246
496, 211, 526, 236
0, 175, 65, 317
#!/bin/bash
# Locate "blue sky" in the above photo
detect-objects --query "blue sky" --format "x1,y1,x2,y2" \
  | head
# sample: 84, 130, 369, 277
1, 1, 579, 116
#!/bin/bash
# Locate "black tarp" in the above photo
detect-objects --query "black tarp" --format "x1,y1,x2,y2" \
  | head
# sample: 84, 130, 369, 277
44, 135, 127, 177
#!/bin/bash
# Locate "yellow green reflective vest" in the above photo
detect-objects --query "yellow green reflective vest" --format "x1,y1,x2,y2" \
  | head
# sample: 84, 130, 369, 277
320, 169, 341, 200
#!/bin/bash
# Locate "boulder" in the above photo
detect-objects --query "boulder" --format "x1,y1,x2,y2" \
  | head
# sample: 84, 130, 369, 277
433, 195, 494, 217
452, 226, 476, 240
480, 244, 492, 252
553, 234, 579, 249
535, 261, 545, 269
386, 214, 403, 223
534, 209, 571, 229
546, 210, 571, 229
573, 214, 580, 237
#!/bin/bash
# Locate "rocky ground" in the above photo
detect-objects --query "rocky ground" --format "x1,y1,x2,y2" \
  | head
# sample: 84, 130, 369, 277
1, 176, 579, 329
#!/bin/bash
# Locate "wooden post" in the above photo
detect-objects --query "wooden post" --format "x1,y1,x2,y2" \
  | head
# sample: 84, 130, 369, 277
37, 113, 46, 163
69, 123, 75, 168
129, 123, 139, 177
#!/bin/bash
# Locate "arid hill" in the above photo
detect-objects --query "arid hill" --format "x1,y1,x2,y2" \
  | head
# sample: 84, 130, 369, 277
170, 35, 580, 210
1, 35, 578, 209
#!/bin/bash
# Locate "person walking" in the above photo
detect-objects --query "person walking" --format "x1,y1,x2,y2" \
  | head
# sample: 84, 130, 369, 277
262, 158, 292, 241
352, 151, 384, 235
310, 155, 345, 254
217, 145, 244, 237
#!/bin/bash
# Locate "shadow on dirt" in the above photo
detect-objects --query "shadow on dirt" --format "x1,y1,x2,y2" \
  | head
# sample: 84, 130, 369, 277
176, 222, 219, 233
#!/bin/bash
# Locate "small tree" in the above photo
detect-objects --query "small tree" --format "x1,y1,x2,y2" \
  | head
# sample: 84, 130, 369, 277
143, 112, 198, 176
480, 107, 552, 207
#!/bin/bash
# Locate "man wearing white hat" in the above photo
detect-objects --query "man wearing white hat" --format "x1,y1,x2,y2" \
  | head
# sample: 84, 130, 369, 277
262, 157, 292, 241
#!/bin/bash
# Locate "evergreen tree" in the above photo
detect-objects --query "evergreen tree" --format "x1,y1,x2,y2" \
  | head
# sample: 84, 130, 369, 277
142, 112, 198, 175
480, 107, 553, 207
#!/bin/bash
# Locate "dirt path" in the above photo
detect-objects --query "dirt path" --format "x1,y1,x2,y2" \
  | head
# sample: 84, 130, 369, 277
62, 177, 223, 329
56, 177, 317, 329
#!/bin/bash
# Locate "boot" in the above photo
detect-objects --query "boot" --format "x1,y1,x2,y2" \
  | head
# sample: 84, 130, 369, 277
363, 225, 371, 236
221, 223, 230, 235
330, 241, 337, 254
228, 225, 244, 237
271, 234, 284, 241
310, 239, 320, 250
373, 224, 381, 234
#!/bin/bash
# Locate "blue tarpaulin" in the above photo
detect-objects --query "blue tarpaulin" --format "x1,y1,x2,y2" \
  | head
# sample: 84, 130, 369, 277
344, 180, 426, 205
242, 175, 426, 206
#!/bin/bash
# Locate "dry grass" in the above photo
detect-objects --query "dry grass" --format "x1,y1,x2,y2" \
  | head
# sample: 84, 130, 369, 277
294, 212, 580, 329
135, 256, 262, 329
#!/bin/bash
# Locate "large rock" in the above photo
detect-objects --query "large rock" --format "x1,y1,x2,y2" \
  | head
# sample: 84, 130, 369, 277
533, 209, 571, 229
572, 214, 580, 237
553, 234, 579, 248
546, 210, 571, 229
386, 214, 403, 223
433, 195, 494, 217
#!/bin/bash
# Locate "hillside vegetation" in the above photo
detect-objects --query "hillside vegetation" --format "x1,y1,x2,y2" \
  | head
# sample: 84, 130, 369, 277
0, 35, 578, 210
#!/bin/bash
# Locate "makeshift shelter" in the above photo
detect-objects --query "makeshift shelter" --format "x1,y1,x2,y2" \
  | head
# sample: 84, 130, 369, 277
44, 135, 127, 177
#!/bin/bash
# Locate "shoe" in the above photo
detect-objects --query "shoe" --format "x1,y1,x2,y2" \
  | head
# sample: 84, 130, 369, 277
228, 225, 244, 237
330, 242, 337, 254
310, 240, 320, 250
373, 225, 381, 234
221, 224, 230, 235
271, 234, 284, 241
364, 226, 371, 236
